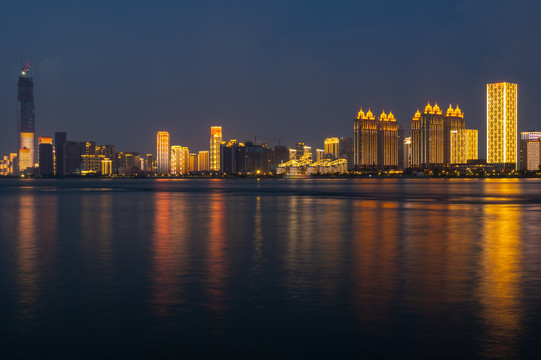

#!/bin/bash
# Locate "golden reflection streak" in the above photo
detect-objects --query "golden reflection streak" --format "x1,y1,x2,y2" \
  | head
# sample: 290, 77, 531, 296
251, 196, 263, 275
150, 192, 188, 317
205, 193, 229, 332
16, 193, 38, 318
352, 200, 399, 323
479, 202, 522, 359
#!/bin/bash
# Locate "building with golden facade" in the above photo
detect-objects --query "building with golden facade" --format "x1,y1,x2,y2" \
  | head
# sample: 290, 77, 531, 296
353, 108, 377, 168
487, 82, 517, 168
198, 150, 209, 171
324, 137, 340, 159
157, 131, 170, 174
210, 126, 222, 171
377, 110, 398, 169
444, 105, 466, 164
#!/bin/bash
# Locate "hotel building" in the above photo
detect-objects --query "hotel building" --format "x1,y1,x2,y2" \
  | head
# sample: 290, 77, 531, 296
487, 82, 518, 168
210, 126, 222, 171
157, 131, 170, 174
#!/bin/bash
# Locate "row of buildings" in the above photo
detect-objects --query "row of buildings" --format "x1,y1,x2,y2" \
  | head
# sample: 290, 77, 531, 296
1, 66, 540, 176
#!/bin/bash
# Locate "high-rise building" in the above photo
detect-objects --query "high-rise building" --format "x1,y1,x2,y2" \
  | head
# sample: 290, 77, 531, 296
221, 140, 246, 174
189, 153, 198, 172
414, 102, 444, 167
17, 63, 35, 173
145, 154, 155, 173
64, 141, 82, 175
38, 137, 54, 176
289, 148, 297, 161
210, 126, 222, 171
338, 137, 354, 169
377, 110, 398, 169
181, 147, 190, 174
245, 142, 272, 174
353, 108, 377, 168
443, 105, 465, 165
465, 129, 478, 162
324, 138, 340, 159
487, 82, 518, 168
170, 146, 182, 175
295, 143, 305, 160
520, 131, 541, 171
55, 132, 67, 176
450, 129, 478, 164
404, 137, 412, 168
157, 131, 170, 174
198, 151, 210, 171
303, 146, 312, 161
397, 124, 405, 169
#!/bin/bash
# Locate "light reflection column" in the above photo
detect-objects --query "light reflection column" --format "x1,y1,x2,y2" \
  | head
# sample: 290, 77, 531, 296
478, 203, 522, 358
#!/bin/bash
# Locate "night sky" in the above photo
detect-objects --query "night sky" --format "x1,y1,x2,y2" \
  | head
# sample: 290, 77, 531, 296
1, 0, 540, 157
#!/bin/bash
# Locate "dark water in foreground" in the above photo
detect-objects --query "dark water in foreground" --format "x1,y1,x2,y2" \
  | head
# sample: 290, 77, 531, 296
1, 178, 541, 359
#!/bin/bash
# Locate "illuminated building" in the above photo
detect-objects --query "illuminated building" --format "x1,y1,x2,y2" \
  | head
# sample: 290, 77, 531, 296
38, 137, 54, 176
0, 154, 17, 176
404, 137, 412, 168
55, 132, 67, 176
101, 158, 112, 175
157, 131, 170, 174
170, 146, 182, 175
181, 147, 190, 174
210, 126, 222, 171
221, 139, 246, 174
303, 146, 312, 161
339, 137, 354, 169
189, 153, 198, 172
398, 124, 405, 169
353, 108, 377, 168
520, 131, 541, 171
316, 149, 324, 161
296, 143, 305, 160
146, 154, 155, 173
198, 150, 209, 171
96, 145, 115, 161
487, 82, 518, 168
411, 102, 444, 167
377, 110, 398, 169
450, 128, 478, 165
324, 138, 340, 159
17, 63, 35, 173
289, 148, 297, 161
444, 105, 465, 165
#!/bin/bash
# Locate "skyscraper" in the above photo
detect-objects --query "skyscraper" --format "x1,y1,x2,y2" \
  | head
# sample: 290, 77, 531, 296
198, 150, 209, 171
377, 110, 399, 169
170, 145, 182, 175
17, 63, 35, 172
353, 108, 377, 168
55, 132, 67, 176
210, 126, 222, 171
443, 105, 465, 165
157, 131, 170, 174
38, 137, 53, 176
487, 82, 518, 168
450, 129, 478, 164
416, 102, 444, 167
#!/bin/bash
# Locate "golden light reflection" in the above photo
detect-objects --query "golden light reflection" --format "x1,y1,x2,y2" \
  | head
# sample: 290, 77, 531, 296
205, 192, 229, 332
351, 200, 399, 323
150, 192, 189, 318
478, 203, 522, 359
16, 193, 39, 318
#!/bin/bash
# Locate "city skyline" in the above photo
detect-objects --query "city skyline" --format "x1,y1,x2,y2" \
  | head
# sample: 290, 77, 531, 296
1, 1, 540, 158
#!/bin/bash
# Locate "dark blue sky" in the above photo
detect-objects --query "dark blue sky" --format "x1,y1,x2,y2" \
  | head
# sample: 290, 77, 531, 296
1, 0, 540, 157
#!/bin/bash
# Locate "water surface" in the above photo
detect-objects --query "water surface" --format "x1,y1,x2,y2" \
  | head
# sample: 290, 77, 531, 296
1, 178, 541, 359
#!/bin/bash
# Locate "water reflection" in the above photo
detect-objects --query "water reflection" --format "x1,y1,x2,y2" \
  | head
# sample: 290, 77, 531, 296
205, 193, 229, 332
150, 192, 190, 318
16, 193, 39, 319
478, 204, 522, 359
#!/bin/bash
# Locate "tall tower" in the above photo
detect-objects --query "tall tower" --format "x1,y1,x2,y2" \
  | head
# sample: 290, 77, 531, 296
18, 62, 35, 172
156, 131, 170, 174
354, 108, 377, 169
413, 102, 444, 168
210, 126, 222, 171
377, 110, 398, 169
487, 82, 518, 167
324, 138, 340, 159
